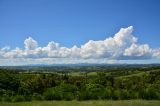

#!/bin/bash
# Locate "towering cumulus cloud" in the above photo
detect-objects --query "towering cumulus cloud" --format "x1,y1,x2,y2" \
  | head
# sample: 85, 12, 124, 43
0, 26, 160, 65
24, 37, 38, 50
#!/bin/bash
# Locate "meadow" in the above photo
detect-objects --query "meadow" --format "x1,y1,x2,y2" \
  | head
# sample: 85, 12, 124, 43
0, 100, 160, 106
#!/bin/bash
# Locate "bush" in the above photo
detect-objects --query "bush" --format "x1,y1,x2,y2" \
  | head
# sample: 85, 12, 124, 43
138, 89, 159, 100
43, 84, 78, 101
43, 88, 62, 100
129, 91, 138, 99
85, 83, 105, 100
62, 92, 74, 101
0, 89, 14, 97
101, 89, 112, 99
12, 95, 25, 102
24, 95, 32, 101
120, 90, 131, 100
76, 90, 91, 101
2, 97, 12, 102
138, 89, 148, 99
112, 90, 120, 100
90, 92, 99, 100
32, 93, 43, 101
0, 97, 2, 101
147, 88, 159, 100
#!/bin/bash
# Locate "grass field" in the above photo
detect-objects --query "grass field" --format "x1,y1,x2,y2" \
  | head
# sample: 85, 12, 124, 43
0, 100, 160, 106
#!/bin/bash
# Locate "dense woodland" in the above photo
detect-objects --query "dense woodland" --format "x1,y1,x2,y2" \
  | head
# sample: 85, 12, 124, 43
0, 65, 160, 102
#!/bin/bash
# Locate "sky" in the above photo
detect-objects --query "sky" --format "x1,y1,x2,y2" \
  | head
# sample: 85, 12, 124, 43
0, 0, 160, 65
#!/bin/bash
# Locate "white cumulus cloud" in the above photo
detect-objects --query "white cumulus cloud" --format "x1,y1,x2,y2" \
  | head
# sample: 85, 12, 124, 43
0, 26, 160, 65
24, 37, 38, 50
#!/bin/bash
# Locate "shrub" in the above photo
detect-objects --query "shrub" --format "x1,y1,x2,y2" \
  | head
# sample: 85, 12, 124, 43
147, 88, 159, 100
129, 91, 138, 99
112, 90, 120, 100
62, 92, 74, 101
24, 95, 32, 101
86, 83, 105, 100
43, 84, 78, 101
0, 97, 2, 101
12, 95, 25, 102
138, 89, 147, 99
138, 89, 159, 100
90, 92, 99, 100
120, 90, 131, 100
59, 83, 78, 93
32, 93, 43, 101
43, 88, 62, 100
2, 96, 12, 102
76, 90, 91, 101
101, 89, 112, 99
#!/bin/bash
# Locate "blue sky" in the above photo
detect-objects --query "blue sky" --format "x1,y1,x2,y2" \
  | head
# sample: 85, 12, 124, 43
0, 0, 160, 48
0, 0, 160, 65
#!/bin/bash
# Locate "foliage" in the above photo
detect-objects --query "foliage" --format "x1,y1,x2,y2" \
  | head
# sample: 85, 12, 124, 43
0, 65, 160, 102
12, 95, 25, 102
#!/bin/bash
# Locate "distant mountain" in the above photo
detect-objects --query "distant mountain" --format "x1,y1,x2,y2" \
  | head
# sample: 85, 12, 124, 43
1, 63, 160, 69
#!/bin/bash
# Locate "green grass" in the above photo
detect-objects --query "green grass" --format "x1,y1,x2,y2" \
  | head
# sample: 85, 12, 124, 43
69, 72, 98, 76
117, 72, 145, 78
0, 100, 160, 106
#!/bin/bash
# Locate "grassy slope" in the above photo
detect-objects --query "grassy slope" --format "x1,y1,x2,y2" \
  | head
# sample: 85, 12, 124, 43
0, 100, 160, 106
